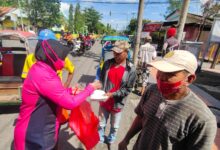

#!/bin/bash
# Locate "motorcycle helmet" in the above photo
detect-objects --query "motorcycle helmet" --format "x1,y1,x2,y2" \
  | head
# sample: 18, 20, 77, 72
38, 29, 57, 40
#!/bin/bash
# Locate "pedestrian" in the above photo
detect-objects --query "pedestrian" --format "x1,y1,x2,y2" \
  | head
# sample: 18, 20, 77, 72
137, 35, 157, 95
21, 29, 74, 88
119, 50, 217, 150
14, 39, 101, 150
97, 40, 137, 144
162, 27, 179, 56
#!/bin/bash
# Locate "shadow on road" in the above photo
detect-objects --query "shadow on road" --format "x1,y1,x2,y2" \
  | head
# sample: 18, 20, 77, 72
78, 75, 96, 85
58, 125, 85, 150
82, 51, 100, 63
0, 104, 20, 114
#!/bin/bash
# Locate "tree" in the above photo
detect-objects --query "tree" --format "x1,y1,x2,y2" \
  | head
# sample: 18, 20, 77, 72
124, 18, 150, 35
74, 3, 85, 33
0, 0, 18, 7
24, 0, 61, 29
165, 0, 182, 17
68, 4, 74, 33
83, 7, 102, 33
96, 22, 106, 34
203, 2, 220, 18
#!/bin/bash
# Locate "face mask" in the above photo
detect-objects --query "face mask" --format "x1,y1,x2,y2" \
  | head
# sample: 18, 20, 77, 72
42, 40, 65, 70
157, 79, 183, 96
53, 60, 65, 70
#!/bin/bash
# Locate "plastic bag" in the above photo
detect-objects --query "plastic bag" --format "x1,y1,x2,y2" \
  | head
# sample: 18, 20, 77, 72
57, 107, 69, 124
69, 101, 99, 150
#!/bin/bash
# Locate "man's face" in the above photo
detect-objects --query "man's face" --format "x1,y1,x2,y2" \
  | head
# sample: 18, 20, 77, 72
156, 70, 196, 97
156, 70, 188, 84
113, 50, 127, 64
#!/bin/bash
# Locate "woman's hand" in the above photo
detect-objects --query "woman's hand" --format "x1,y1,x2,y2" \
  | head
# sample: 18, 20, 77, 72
72, 84, 84, 95
90, 80, 102, 90
105, 92, 113, 98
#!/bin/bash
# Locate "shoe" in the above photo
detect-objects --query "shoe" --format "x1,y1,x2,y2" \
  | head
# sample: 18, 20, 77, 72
107, 135, 116, 144
107, 138, 115, 144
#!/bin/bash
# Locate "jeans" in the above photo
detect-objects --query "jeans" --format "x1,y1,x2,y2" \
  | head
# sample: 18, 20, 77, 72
98, 106, 122, 143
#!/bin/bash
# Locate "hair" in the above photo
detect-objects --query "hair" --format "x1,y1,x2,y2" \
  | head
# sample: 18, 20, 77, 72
145, 38, 152, 43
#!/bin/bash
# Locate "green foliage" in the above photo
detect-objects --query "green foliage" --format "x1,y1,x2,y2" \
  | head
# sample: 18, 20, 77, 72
68, 4, 74, 33
124, 18, 151, 35
203, 2, 220, 18
95, 22, 106, 34
74, 3, 85, 33
165, 0, 182, 17
24, 0, 61, 28
0, 0, 18, 7
73, 4, 115, 34
83, 7, 102, 33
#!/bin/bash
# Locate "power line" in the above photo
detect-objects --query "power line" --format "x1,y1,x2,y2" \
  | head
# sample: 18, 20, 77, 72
61, 0, 201, 5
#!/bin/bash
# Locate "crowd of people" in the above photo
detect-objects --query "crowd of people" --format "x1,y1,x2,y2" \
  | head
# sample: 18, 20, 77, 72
13, 27, 218, 150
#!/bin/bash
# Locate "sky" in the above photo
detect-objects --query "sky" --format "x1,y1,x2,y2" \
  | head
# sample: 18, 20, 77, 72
60, 0, 205, 31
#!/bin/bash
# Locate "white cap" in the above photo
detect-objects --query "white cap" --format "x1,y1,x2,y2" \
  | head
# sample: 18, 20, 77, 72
149, 50, 198, 74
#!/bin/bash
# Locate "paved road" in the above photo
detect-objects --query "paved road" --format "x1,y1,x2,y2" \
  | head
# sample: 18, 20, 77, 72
58, 41, 141, 150
0, 41, 141, 150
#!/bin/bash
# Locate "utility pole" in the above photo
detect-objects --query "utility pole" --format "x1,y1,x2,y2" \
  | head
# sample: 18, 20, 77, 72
211, 43, 220, 69
133, 0, 144, 67
177, 0, 190, 43
18, 0, 24, 31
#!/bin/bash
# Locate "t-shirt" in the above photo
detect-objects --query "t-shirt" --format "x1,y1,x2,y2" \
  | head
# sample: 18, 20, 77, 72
164, 37, 179, 51
100, 64, 125, 112
138, 43, 156, 68
21, 54, 36, 79
134, 84, 217, 150
21, 54, 74, 79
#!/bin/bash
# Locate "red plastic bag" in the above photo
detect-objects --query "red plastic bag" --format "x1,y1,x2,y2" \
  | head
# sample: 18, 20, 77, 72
69, 101, 99, 150
57, 107, 69, 124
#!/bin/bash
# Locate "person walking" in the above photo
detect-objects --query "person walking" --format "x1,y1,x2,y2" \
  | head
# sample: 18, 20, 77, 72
119, 50, 217, 150
97, 40, 137, 144
14, 39, 101, 150
162, 27, 179, 56
137, 35, 157, 95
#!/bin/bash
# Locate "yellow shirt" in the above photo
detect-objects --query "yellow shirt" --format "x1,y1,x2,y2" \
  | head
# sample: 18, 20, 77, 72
21, 53, 74, 79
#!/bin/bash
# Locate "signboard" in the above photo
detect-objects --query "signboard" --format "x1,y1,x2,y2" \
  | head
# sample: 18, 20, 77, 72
141, 32, 150, 38
142, 23, 162, 32
210, 17, 220, 43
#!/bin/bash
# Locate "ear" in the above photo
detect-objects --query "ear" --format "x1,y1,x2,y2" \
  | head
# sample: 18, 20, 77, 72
187, 74, 196, 84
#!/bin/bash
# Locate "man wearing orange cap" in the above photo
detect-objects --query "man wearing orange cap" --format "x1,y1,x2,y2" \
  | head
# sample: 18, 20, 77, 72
162, 27, 179, 56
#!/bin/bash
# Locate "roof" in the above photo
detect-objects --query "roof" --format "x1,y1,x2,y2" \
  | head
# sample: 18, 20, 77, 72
166, 9, 213, 25
0, 30, 36, 39
0, 7, 15, 17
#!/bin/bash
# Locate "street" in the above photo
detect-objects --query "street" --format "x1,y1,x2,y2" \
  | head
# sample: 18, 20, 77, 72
0, 41, 220, 150
0, 41, 141, 150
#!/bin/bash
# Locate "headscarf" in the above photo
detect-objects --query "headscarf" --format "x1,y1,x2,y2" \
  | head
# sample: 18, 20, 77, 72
35, 39, 71, 69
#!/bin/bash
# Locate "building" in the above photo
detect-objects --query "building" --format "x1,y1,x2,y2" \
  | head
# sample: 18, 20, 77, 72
0, 7, 29, 30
